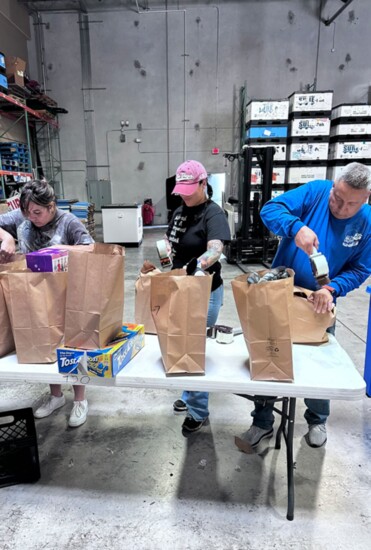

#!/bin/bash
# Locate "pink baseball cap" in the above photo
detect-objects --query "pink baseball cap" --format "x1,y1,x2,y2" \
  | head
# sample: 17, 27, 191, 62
172, 160, 208, 196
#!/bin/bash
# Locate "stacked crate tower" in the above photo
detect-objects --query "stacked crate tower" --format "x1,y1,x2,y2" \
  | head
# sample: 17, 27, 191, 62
328, 103, 371, 181
287, 90, 333, 187
245, 98, 289, 198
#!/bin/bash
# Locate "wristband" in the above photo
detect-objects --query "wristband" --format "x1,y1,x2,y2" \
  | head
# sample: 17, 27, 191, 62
322, 285, 337, 297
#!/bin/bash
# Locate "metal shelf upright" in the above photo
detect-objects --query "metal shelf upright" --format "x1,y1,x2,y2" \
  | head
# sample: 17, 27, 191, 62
0, 91, 62, 199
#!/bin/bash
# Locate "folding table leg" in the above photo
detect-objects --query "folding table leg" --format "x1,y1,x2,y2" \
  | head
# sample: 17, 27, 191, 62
286, 397, 296, 521
275, 397, 288, 450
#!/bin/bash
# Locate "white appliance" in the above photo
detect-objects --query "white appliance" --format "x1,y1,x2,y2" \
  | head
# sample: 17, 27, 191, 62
101, 203, 143, 245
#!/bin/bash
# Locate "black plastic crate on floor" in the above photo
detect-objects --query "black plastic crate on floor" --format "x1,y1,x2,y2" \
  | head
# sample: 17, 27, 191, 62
0, 407, 40, 488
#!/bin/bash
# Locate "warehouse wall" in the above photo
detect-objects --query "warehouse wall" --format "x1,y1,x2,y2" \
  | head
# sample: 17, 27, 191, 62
26, 0, 371, 221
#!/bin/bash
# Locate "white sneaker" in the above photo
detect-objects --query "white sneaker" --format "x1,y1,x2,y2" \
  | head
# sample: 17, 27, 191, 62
245, 425, 274, 448
307, 424, 327, 447
68, 400, 88, 428
34, 394, 66, 419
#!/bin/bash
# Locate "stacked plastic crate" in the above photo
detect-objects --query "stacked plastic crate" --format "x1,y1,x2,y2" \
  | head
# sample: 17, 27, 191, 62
0, 52, 8, 93
287, 91, 333, 187
0, 142, 31, 174
328, 103, 371, 181
245, 99, 289, 197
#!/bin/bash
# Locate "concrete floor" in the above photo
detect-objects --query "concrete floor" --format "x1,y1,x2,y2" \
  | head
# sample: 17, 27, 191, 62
1, 224, 371, 550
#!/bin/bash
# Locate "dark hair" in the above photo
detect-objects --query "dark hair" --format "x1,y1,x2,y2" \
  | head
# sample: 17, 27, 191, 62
20, 180, 56, 213
206, 182, 213, 199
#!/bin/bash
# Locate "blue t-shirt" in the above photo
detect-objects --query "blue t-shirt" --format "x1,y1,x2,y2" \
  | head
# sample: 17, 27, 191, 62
260, 179, 371, 296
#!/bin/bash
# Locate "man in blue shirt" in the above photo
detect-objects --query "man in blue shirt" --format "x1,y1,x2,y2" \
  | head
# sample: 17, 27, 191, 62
245, 162, 371, 449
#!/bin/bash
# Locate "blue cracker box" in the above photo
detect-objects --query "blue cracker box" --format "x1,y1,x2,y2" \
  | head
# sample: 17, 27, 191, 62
26, 247, 69, 272
57, 324, 145, 378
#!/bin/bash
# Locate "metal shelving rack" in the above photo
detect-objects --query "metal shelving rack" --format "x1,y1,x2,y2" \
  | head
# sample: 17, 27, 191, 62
0, 91, 62, 199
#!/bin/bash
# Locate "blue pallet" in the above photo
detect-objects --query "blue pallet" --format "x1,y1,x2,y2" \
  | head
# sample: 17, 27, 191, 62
246, 125, 288, 139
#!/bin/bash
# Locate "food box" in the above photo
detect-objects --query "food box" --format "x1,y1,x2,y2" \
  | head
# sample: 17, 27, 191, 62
287, 166, 327, 184
330, 123, 371, 137
289, 91, 333, 113
250, 143, 287, 161
57, 324, 145, 378
246, 100, 289, 122
26, 247, 69, 272
290, 118, 331, 137
288, 142, 329, 161
251, 166, 286, 185
328, 141, 371, 160
331, 104, 371, 119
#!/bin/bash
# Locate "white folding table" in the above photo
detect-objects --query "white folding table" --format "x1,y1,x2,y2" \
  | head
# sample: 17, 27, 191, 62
0, 334, 365, 520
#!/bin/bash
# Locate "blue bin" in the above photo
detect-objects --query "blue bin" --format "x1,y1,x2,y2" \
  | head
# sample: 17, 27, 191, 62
246, 125, 288, 139
365, 286, 371, 397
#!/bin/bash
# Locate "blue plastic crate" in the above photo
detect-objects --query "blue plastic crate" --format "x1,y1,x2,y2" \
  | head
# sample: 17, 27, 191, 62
246, 125, 288, 139
0, 73, 8, 90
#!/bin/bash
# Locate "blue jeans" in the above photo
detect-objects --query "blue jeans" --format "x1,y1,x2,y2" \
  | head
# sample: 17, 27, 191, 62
180, 284, 224, 421
251, 324, 336, 429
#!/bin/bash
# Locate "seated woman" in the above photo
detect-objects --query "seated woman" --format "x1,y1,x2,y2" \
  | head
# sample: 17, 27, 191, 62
0, 179, 94, 428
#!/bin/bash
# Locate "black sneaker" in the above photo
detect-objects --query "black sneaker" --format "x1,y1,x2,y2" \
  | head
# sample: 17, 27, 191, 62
182, 414, 208, 433
173, 399, 188, 414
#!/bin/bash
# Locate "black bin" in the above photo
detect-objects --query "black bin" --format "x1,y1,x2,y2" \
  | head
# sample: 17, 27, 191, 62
0, 408, 40, 488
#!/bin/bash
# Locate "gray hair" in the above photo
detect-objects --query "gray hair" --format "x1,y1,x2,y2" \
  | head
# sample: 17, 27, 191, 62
20, 180, 56, 213
337, 162, 371, 191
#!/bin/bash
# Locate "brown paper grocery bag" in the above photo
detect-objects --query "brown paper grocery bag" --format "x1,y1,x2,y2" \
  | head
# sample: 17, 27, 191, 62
0, 256, 28, 358
0, 283, 15, 357
64, 243, 125, 349
151, 269, 212, 375
291, 286, 336, 344
1, 272, 67, 363
135, 268, 161, 334
231, 269, 294, 382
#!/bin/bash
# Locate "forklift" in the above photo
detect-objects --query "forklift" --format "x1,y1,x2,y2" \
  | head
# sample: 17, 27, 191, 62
223, 145, 280, 266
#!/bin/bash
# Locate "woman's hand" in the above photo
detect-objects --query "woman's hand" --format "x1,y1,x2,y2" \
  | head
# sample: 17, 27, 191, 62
0, 230, 16, 264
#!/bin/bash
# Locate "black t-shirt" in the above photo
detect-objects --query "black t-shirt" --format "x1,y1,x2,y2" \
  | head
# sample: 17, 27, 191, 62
166, 200, 231, 291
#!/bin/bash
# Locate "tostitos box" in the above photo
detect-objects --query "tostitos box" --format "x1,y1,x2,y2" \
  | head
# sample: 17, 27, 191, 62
57, 324, 144, 378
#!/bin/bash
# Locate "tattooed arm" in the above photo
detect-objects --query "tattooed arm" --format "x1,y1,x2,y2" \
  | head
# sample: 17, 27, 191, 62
197, 239, 224, 270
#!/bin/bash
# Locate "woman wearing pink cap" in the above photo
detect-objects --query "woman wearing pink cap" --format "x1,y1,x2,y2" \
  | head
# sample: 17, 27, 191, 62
166, 160, 231, 433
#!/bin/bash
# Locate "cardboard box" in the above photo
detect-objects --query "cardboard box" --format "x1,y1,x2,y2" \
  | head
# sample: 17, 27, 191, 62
288, 142, 329, 161
287, 166, 327, 184
328, 141, 371, 160
246, 100, 289, 122
57, 324, 145, 378
26, 247, 69, 272
290, 118, 331, 137
5, 57, 26, 87
330, 123, 371, 137
331, 104, 371, 119
289, 91, 333, 112
251, 166, 286, 185
250, 143, 287, 161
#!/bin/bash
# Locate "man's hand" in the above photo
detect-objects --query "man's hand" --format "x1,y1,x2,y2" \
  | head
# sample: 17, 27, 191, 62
307, 288, 334, 314
294, 226, 320, 256
0, 235, 16, 264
